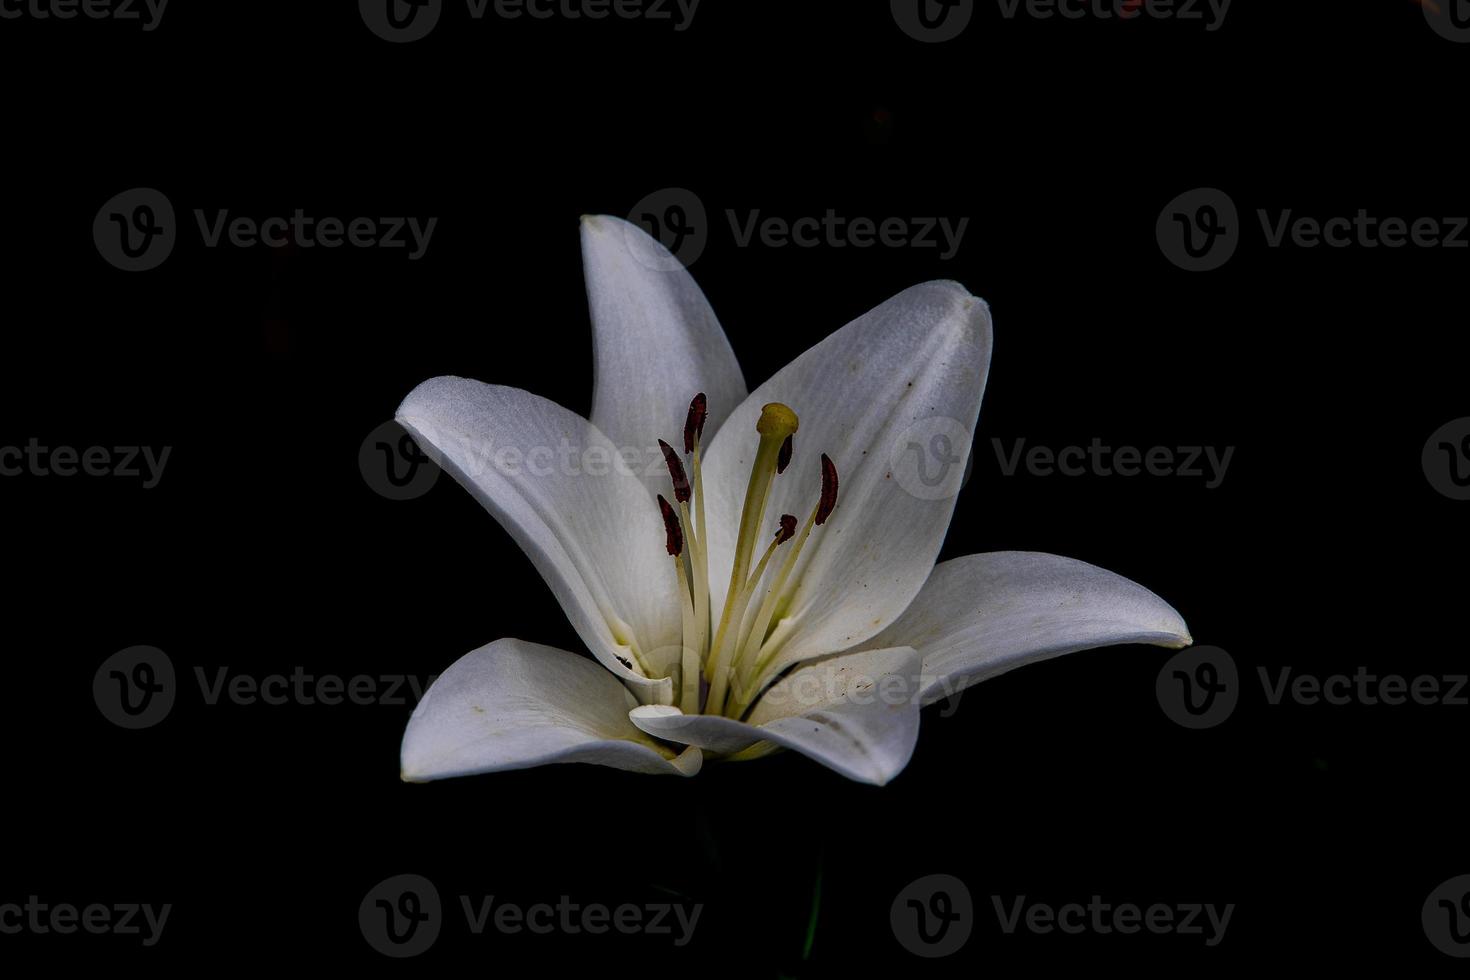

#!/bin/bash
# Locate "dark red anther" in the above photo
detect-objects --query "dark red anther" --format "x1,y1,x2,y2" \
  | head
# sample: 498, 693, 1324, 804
657, 494, 684, 557
658, 439, 691, 503
816, 454, 839, 526
774, 514, 797, 545
777, 434, 793, 475
683, 393, 708, 454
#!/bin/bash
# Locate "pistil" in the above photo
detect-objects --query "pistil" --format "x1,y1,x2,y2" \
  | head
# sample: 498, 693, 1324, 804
704, 403, 800, 714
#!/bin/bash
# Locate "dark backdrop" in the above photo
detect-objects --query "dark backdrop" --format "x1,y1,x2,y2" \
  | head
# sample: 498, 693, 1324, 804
3, 0, 1467, 974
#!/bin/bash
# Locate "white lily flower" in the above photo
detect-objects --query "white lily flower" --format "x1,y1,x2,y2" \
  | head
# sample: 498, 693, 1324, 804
396, 214, 1192, 786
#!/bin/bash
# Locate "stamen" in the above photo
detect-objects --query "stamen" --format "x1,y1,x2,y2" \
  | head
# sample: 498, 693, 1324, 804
728, 455, 842, 717
657, 494, 683, 557
713, 515, 800, 714
653, 493, 697, 713
658, 439, 691, 503
683, 392, 708, 455
777, 435, 793, 475
744, 516, 798, 594
817, 453, 839, 525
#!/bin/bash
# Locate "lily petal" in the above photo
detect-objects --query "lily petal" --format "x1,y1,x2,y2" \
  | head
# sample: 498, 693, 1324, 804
702, 282, 992, 687
861, 551, 1192, 706
628, 646, 923, 785
581, 214, 747, 485
402, 639, 702, 781
397, 377, 679, 702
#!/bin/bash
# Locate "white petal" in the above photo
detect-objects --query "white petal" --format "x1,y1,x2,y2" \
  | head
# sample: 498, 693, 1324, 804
862, 552, 1192, 706
397, 377, 679, 702
701, 282, 992, 686
581, 214, 747, 489
401, 639, 701, 781
628, 646, 923, 785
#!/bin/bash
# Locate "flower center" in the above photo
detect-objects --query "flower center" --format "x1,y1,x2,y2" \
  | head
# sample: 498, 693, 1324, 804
654, 393, 839, 719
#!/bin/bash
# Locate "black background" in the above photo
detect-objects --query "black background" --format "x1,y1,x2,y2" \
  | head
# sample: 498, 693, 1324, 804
3, 0, 1467, 973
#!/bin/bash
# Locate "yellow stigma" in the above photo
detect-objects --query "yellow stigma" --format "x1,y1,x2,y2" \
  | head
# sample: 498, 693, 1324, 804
756, 402, 799, 439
